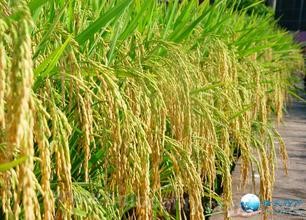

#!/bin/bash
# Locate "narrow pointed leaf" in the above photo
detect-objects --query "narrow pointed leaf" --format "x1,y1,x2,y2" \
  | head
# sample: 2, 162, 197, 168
0, 157, 28, 172
76, 0, 133, 45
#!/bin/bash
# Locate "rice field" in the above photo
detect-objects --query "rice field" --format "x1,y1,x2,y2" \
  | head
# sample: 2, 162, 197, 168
0, 0, 304, 219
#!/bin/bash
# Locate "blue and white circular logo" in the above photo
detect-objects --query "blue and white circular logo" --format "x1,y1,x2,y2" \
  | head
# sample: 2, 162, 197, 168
240, 194, 260, 213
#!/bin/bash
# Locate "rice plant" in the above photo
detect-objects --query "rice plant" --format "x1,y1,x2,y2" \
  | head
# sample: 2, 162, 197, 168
0, 0, 303, 219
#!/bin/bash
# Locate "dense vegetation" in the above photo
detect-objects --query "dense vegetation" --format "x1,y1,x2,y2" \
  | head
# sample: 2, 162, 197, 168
226, 0, 273, 15
0, 0, 303, 219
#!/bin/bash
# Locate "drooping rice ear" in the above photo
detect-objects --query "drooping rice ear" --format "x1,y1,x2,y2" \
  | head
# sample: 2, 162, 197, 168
67, 51, 94, 183
0, 21, 7, 130
273, 129, 288, 175
33, 97, 55, 220
0, 16, 12, 219
46, 79, 73, 219
3, 2, 41, 219
77, 92, 93, 182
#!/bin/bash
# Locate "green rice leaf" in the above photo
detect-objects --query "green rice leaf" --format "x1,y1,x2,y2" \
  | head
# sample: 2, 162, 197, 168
34, 35, 72, 78
76, 0, 133, 45
0, 157, 28, 172
28, 0, 49, 15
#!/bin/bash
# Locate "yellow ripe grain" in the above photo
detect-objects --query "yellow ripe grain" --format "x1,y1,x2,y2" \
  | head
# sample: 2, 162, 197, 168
34, 100, 55, 220
0, 44, 6, 129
